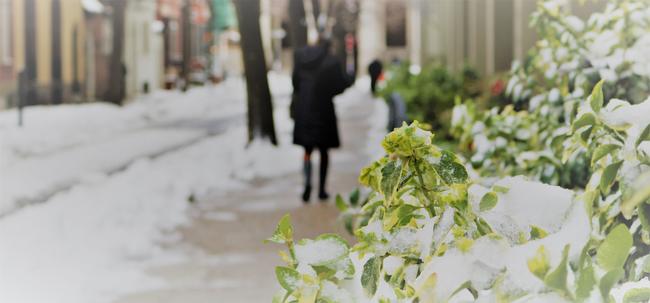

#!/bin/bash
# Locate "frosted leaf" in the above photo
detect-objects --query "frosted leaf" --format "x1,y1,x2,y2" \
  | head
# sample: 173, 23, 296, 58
382, 256, 404, 276
321, 280, 354, 303
386, 228, 418, 255
296, 262, 317, 277
486, 176, 575, 234
529, 95, 545, 111
294, 235, 349, 266
432, 207, 455, 247
611, 278, 650, 303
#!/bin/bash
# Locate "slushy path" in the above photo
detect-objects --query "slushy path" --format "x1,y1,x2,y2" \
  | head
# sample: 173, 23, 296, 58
114, 88, 379, 302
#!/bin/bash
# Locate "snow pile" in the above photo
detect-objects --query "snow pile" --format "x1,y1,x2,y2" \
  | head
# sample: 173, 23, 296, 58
0, 74, 310, 303
0, 129, 205, 215
0, 79, 245, 166
0, 79, 247, 214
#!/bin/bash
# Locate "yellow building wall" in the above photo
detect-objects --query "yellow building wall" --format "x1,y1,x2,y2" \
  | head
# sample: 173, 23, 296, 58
36, 0, 52, 86
61, 0, 85, 84
11, 0, 85, 88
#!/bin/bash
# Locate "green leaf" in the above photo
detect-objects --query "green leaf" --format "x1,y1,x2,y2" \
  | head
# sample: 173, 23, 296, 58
457, 238, 474, 253
335, 194, 348, 212
475, 218, 493, 236
544, 245, 570, 293
492, 185, 510, 194
479, 191, 498, 212
590, 79, 604, 113
530, 225, 549, 240
576, 264, 596, 300
381, 161, 401, 199
580, 126, 594, 144
591, 144, 620, 165
342, 214, 354, 235
276, 266, 300, 292
597, 224, 632, 271
573, 113, 596, 132
350, 188, 361, 206
528, 245, 551, 280
623, 288, 650, 303
599, 161, 623, 194
434, 150, 469, 184
361, 256, 382, 296
638, 203, 650, 233
267, 214, 294, 244
599, 268, 624, 300
449, 281, 478, 300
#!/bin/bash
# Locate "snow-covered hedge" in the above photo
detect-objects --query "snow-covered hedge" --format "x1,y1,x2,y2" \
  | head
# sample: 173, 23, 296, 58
451, 0, 650, 188
268, 121, 650, 302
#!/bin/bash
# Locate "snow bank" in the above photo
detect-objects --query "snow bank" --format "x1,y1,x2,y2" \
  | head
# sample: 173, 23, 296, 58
0, 74, 306, 303
0, 79, 247, 214
0, 79, 246, 167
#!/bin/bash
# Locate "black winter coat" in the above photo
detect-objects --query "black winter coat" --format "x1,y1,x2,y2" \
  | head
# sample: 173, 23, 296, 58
292, 45, 351, 149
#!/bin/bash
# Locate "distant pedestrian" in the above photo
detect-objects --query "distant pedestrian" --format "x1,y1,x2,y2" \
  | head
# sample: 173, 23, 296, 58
368, 59, 383, 94
292, 38, 352, 202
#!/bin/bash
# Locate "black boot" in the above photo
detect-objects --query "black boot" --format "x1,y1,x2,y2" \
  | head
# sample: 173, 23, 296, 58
318, 190, 329, 201
318, 149, 329, 201
302, 160, 312, 203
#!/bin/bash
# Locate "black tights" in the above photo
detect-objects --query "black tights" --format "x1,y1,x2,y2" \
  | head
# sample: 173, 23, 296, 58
303, 146, 329, 194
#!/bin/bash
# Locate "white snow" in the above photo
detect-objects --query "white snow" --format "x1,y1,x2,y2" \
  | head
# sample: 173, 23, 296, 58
611, 277, 650, 303
294, 238, 348, 266
413, 176, 588, 301
0, 79, 248, 215
0, 73, 322, 303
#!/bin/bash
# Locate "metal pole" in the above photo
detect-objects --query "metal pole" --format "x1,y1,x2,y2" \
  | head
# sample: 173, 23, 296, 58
18, 70, 25, 127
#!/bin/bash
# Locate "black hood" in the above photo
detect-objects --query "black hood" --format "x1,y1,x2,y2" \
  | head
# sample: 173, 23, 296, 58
297, 45, 328, 70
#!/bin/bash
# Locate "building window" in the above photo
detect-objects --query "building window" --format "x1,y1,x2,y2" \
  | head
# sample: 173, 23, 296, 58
385, 1, 406, 47
0, 0, 12, 65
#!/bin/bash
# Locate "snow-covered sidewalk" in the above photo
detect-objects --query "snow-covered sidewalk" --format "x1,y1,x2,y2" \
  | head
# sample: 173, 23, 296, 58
0, 79, 248, 215
0, 75, 386, 303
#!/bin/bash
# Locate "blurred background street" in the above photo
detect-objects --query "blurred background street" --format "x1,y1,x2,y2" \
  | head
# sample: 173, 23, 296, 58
0, 0, 619, 302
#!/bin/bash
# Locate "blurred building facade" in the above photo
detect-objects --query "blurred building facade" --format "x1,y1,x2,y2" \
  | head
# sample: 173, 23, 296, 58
9, 0, 86, 107
124, 0, 163, 97
0, 0, 14, 106
358, 0, 606, 77
0, 0, 226, 109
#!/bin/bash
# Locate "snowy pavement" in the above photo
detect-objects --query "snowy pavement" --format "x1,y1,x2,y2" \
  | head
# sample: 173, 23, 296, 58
113, 80, 383, 303
0, 79, 248, 216
0, 75, 386, 303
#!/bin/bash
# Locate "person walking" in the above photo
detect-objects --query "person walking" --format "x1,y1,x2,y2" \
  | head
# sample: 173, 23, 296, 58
292, 38, 352, 202
368, 59, 383, 94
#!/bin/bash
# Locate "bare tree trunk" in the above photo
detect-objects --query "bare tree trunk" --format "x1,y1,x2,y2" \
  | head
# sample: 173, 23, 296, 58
233, 0, 278, 145
181, 0, 192, 91
288, 0, 308, 49
106, 0, 126, 105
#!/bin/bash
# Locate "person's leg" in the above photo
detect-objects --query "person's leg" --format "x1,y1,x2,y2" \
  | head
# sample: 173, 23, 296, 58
302, 146, 314, 202
318, 147, 329, 200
